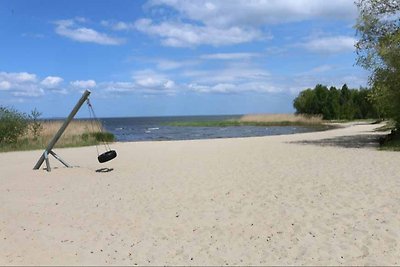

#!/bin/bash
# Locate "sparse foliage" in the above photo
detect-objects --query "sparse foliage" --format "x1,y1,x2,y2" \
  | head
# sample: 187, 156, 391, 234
30, 108, 43, 140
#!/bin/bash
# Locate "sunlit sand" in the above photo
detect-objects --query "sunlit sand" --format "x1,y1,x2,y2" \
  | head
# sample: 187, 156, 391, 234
0, 122, 399, 265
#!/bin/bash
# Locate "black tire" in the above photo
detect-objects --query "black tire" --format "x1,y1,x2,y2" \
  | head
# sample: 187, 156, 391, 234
98, 150, 117, 163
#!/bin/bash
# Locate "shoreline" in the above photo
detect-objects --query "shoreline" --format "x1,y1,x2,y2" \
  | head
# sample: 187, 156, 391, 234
1, 122, 399, 265
1, 121, 337, 153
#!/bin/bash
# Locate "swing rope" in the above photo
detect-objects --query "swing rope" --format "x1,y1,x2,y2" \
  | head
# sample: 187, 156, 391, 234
86, 98, 111, 154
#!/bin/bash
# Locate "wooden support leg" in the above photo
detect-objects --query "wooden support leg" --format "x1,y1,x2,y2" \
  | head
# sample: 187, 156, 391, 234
49, 150, 71, 168
44, 151, 51, 172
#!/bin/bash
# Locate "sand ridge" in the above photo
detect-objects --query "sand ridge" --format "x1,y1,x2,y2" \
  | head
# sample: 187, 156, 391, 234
0, 122, 399, 265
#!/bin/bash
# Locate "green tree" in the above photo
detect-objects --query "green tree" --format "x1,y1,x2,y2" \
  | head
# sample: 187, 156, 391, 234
0, 106, 29, 144
326, 86, 341, 120
339, 84, 354, 119
293, 88, 317, 115
293, 84, 379, 120
314, 84, 329, 116
30, 108, 43, 140
355, 0, 400, 127
353, 88, 379, 118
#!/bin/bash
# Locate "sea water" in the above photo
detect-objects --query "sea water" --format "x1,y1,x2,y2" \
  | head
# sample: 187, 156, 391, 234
97, 115, 323, 142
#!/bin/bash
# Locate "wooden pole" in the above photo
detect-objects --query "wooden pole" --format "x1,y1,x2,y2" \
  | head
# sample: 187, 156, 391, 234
33, 90, 91, 171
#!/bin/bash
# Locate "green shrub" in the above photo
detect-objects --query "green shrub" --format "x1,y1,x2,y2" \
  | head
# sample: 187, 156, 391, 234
0, 106, 29, 144
91, 132, 115, 142
81, 132, 115, 143
81, 133, 90, 142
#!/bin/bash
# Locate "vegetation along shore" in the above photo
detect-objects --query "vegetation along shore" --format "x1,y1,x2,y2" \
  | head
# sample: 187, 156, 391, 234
0, 107, 114, 152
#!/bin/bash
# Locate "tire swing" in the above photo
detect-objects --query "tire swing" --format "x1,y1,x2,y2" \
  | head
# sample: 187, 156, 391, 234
86, 98, 117, 163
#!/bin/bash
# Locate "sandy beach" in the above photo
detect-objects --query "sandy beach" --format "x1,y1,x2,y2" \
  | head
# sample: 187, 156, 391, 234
0, 122, 399, 266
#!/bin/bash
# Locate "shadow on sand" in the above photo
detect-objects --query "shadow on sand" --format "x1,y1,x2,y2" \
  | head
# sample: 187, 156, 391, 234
292, 134, 385, 149
95, 168, 114, 173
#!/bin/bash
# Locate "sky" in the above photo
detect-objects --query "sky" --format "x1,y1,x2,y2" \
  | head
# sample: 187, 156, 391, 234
0, 0, 369, 118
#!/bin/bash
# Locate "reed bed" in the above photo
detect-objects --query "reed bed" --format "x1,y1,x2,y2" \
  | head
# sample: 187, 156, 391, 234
1, 120, 113, 152
32, 120, 104, 139
239, 114, 324, 125
168, 113, 325, 127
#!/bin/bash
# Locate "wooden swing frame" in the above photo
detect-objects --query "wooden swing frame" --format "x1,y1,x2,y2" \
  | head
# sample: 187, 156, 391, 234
33, 90, 91, 172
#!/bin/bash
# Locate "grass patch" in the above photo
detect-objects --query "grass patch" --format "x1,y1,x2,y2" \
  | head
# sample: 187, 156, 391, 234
82, 132, 115, 143
0, 120, 114, 152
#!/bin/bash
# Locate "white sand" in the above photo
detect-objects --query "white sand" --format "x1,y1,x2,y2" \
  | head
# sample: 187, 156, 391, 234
0, 123, 399, 265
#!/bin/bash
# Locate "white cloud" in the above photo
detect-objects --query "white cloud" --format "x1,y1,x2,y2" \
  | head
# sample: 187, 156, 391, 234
133, 0, 356, 47
12, 87, 45, 97
155, 59, 194, 70
288, 66, 369, 94
54, 19, 124, 45
136, 76, 163, 87
302, 36, 356, 53
147, 0, 356, 27
156, 60, 185, 70
0, 71, 69, 96
164, 80, 175, 89
188, 82, 281, 94
183, 63, 270, 84
188, 83, 237, 94
41, 76, 64, 88
200, 53, 258, 60
70, 79, 97, 89
134, 18, 263, 47
133, 70, 177, 92
0, 81, 11, 90
184, 66, 367, 96
101, 20, 135, 31
0, 71, 43, 97
74, 17, 87, 23
310, 65, 333, 73
99, 70, 177, 95
296, 65, 335, 76
101, 81, 137, 93
176, 61, 278, 94
0, 72, 37, 83
0, 69, 179, 99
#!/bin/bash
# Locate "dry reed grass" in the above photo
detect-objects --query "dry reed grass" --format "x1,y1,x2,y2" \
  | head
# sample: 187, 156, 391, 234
29, 120, 103, 139
239, 113, 324, 124
13, 120, 105, 151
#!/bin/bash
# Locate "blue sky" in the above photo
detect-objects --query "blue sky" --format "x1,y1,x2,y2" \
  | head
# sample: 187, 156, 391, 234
0, 0, 368, 118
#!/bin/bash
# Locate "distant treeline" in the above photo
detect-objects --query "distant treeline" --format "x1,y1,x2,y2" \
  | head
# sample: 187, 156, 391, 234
293, 84, 379, 120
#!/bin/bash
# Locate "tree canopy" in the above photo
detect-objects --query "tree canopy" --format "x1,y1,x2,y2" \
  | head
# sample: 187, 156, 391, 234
355, 0, 400, 126
293, 84, 379, 120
